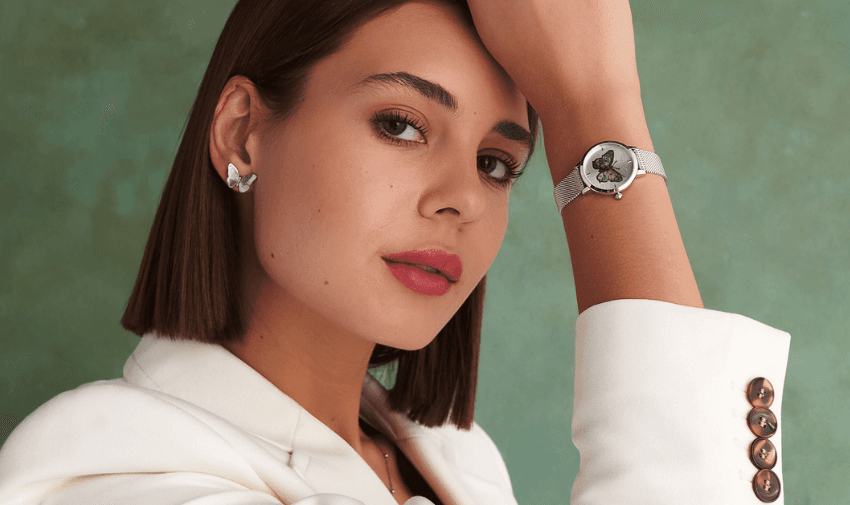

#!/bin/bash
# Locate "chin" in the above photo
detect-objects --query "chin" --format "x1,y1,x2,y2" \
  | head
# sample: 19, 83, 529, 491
377, 333, 439, 352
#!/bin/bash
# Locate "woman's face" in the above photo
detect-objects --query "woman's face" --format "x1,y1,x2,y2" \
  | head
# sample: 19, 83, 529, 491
247, 0, 531, 351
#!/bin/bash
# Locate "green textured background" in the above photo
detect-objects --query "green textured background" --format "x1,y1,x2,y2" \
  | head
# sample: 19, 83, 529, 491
1, 0, 847, 503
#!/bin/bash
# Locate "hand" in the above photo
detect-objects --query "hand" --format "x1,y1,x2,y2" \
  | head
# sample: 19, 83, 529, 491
465, 0, 643, 119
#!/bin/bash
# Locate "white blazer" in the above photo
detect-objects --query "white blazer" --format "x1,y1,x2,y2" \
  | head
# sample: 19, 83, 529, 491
0, 299, 791, 505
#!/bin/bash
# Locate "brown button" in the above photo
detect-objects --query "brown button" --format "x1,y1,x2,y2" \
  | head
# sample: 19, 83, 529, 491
752, 469, 781, 502
747, 407, 777, 438
749, 438, 777, 469
747, 377, 775, 408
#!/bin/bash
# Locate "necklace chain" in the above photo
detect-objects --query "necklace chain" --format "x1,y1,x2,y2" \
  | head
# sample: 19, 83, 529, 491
383, 448, 395, 495
365, 423, 395, 495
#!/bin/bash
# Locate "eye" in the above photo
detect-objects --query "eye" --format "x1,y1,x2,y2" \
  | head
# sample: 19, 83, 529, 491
478, 154, 524, 188
371, 110, 526, 189
372, 111, 428, 144
381, 120, 419, 141
478, 156, 507, 178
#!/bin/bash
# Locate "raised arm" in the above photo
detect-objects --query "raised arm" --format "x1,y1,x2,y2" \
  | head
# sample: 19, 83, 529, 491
545, 89, 704, 314
466, 2, 790, 504
466, 0, 703, 313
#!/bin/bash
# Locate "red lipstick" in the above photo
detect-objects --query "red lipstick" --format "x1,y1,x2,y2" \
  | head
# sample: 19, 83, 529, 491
384, 262, 450, 296
383, 249, 462, 282
382, 249, 462, 297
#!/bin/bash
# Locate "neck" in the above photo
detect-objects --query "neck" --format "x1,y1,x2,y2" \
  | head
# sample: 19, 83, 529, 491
224, 275, 377, 455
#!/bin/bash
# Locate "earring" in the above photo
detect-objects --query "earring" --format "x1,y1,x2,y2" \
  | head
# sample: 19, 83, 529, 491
226, 163, 257, 193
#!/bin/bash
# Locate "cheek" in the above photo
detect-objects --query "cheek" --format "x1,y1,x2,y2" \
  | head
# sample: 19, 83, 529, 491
488, 205, 510, 263
250, 132, 405, 284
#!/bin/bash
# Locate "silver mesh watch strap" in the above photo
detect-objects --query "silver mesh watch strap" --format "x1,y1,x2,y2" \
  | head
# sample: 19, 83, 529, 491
554, 147, 667, 215
553, 168, 585, 212
634, 148, 667, 183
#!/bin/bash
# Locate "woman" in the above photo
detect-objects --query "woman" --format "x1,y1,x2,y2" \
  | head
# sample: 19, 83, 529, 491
0, 0, 791, 504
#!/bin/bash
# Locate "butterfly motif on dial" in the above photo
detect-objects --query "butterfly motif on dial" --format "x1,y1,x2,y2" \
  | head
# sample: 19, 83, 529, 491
592, 149, 625, 183
227, 163, 257, 193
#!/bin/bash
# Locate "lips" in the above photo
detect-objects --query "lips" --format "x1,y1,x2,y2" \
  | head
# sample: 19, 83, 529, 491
383, 249, 462, 282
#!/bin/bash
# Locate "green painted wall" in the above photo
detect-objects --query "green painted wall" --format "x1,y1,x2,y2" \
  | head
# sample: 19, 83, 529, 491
1, 1, 847, 503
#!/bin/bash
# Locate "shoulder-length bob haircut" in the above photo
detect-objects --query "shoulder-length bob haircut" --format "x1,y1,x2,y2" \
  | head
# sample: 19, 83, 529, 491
121, 0, 540, 431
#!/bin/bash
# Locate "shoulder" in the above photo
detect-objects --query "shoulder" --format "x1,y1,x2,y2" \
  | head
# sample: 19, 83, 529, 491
0, 379, 277, 498
414, 419, 505, 462
1, 379, 225, 450
404, 419, 515, 499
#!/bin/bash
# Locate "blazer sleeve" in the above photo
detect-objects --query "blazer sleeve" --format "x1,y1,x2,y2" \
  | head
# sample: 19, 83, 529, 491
569, 299, 791, 505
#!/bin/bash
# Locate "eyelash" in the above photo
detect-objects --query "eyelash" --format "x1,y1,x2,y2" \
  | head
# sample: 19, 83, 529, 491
371, 111, 525, 188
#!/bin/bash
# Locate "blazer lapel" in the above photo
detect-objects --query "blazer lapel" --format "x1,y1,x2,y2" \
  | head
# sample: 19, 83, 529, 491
126, 335, 399, 505
359, 375, 484, 505
125, 335, 503, 505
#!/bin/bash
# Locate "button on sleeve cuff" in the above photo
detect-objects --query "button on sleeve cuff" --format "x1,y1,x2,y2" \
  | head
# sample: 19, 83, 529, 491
570, 299, 791, 505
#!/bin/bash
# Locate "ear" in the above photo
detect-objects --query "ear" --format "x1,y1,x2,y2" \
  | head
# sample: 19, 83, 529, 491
209, 76, 266, 188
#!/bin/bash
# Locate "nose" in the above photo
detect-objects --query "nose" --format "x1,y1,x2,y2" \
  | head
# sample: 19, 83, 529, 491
420, 150, 496, 223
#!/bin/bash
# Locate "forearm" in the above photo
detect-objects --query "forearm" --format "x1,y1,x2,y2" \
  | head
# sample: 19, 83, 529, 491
539, 89, 704, 315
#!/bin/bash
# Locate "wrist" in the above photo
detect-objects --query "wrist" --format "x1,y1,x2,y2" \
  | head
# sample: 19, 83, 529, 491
540, 93, 653, 186
535, 79, 643, 123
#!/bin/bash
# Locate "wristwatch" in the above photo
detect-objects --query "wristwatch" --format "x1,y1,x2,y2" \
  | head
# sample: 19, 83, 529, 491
553, 140, 668, 214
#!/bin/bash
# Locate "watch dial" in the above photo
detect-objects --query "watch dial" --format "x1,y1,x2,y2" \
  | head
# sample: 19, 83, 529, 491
579, 142, 638, 194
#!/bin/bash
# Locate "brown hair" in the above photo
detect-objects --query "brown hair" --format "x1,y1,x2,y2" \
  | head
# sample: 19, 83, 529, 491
121, 0, 540, 430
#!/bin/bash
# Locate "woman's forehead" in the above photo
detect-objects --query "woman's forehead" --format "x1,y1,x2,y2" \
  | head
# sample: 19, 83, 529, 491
307, 1, 527, 122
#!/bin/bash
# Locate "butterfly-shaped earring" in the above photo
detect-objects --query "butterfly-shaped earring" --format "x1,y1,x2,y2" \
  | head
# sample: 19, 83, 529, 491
226, 163, 257, 193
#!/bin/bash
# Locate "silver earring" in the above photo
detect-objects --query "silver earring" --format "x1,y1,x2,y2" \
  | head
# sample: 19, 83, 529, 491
226, 163, 257, 193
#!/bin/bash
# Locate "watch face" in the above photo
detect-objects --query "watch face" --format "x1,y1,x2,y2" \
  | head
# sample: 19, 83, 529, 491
578, 141, 639, 195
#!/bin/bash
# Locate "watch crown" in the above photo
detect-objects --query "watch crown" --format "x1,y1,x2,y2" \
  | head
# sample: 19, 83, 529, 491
614, 192, 623, 200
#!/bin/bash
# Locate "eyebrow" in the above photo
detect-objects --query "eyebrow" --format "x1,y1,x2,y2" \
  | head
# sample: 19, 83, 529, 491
353, 72, 533, 155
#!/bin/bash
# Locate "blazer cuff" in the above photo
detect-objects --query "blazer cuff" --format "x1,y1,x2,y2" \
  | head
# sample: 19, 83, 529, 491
570, 299, 791, 505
